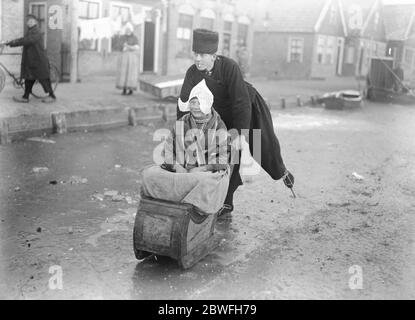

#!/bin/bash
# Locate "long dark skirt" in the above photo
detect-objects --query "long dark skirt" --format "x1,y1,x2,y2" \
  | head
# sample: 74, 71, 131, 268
225, 83, 287, 205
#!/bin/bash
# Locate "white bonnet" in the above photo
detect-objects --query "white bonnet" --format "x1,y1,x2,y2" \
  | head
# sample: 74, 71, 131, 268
178, 79, 213, 115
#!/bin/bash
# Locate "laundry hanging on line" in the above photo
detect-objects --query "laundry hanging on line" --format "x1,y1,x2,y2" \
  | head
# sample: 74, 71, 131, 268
78, 12, 146, 41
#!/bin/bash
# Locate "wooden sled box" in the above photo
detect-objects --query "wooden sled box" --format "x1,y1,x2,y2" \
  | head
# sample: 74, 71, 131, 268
133, 197, 218, 269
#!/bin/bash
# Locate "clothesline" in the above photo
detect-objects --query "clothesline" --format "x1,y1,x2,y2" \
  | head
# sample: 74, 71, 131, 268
78, 13, 146, 41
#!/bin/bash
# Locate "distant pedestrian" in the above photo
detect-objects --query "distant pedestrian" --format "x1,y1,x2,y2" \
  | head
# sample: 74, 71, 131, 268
116, 23, 140, 95
5, 14, 56, 103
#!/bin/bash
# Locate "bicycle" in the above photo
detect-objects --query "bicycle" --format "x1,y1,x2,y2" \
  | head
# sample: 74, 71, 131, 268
0, 43, 60, 98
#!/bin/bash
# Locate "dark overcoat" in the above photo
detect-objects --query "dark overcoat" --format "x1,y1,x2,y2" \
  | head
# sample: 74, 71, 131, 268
178, 55, 287, 193
8, 26, 50, 80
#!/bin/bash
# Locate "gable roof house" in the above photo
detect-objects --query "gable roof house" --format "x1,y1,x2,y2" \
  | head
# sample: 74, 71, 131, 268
340, 0, 387, 77
384, 4, 415, 82
250, 0, 347, 79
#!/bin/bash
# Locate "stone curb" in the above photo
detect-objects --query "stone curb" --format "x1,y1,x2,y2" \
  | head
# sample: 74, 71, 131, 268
0, 103, 177, 144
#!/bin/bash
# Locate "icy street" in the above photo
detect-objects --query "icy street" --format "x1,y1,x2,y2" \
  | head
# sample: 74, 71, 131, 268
1, 102, 415, 299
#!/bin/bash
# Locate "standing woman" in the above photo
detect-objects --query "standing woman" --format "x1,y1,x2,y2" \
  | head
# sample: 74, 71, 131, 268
116, 23, 140, 95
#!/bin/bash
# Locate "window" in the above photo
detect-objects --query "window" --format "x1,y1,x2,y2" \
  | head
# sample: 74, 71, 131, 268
404, 48, 414, 67
222, 33, 231, 56
317, 36, 326, 64
222, 20, 233, 56
224, 21, 232, 33
377, 42, 386, 57
30, 3, 47, 48
199, 8, 215, 30
79, 0, 101, 51
288, 38, 304, 63
79, 0, 100, 19
200, 17, 214, 30
237, 23, 248, 46
326, 36, 335, 64
177, 13, 193, 57
316, 35, 336, 64
346, 46, 355, 64
374, 12, 380, 29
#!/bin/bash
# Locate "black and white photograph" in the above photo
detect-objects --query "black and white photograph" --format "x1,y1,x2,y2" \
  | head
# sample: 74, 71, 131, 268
0, 0, 414, 304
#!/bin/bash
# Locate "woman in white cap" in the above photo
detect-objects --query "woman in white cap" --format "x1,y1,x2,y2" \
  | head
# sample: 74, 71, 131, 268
116, 22, 140, 95
141, 80, 231, 215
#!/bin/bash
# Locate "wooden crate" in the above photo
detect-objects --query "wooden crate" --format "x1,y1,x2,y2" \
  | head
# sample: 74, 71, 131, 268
133, 197, 218, 269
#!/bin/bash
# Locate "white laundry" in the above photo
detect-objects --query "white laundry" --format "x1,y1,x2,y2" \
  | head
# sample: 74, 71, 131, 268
79, 17, 120, 40
95, 17, 113, 39
111, 15, 123, 35
79, 19, 97, 40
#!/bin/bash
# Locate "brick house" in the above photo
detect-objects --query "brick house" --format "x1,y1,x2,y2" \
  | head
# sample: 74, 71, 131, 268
21, 0, 253, 81
0, 0, 25, 75
384, 4, 415, 83
24, 0, 163, 80
163, 0, 254, 76
251, 0, 347, 79
340, 0, 387, 77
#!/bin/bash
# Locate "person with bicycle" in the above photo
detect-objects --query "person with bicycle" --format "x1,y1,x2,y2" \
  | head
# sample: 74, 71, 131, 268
2, 14, 56, 103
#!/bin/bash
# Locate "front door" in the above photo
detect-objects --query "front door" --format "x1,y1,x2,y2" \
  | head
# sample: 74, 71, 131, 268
143, 21, 155, 72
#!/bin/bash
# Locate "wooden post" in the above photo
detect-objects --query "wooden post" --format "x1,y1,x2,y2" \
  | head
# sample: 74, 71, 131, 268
128, 108, 137, 126
0, 120, 10, 145
70, 0, 79, 84
51, 113, 67, 134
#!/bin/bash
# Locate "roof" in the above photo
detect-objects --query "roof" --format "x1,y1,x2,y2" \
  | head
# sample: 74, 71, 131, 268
383, 4, 415, 40
255, 0, 329, 33
339, 0, 378, 31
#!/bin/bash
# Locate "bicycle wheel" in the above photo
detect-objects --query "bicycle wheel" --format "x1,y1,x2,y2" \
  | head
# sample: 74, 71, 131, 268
0, 68, 5, 94
31, 64, 60, 99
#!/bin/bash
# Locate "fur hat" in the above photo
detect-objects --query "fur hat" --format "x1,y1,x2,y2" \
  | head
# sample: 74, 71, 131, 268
192, 29, 219, 54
